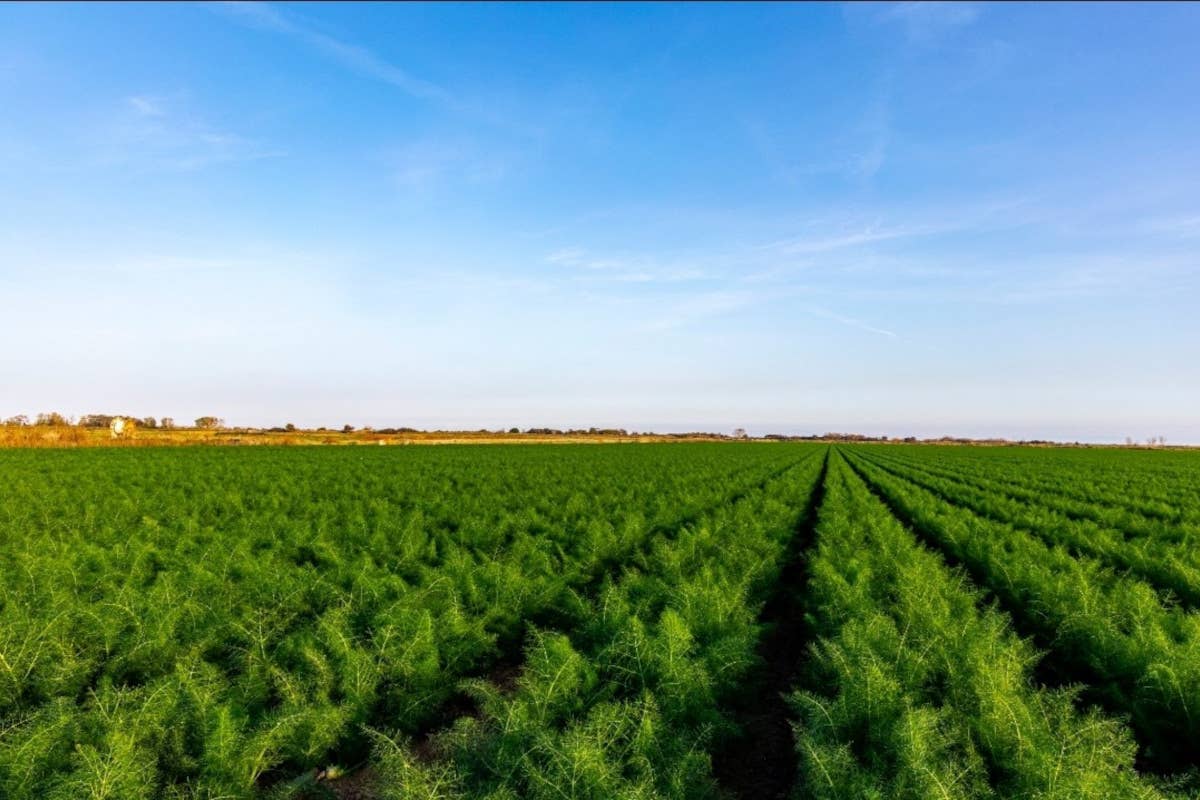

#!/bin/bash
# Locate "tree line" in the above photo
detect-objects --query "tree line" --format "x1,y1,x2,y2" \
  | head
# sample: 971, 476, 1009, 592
2, 413, 224, 429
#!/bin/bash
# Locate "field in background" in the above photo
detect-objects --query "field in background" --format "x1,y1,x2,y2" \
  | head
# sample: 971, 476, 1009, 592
2, 424, 1180, 450
2, 443, 1199, 799
0, 425, 729, 448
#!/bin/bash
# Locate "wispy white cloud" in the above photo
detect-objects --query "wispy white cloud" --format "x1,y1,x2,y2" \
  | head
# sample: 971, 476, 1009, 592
758, 223, 927, 255
387, 137, 511, 191
980, 255, 1199, 305
216, 2, 452, 105
99, 94, 280, 170
1142, 214, 1200, 239
546, 247, 588, 266
642, 290, 755, 331
853, 97, 890, 178
546, 247, 709, 283
127, 95, 165, 117
873, 2, 981, 44
547, 247, 630, 272
744, 86, 891, 184
806, 305, 897, 338
214, 2, 550, 140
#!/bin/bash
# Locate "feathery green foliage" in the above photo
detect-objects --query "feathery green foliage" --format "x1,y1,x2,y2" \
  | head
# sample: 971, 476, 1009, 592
2, 442, 1199, 798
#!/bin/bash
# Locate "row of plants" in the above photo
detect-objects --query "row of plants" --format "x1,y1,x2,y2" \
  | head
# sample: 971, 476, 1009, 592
364, 450, 828, 799
789, 452, 1163, 799
870, 446, 1200, 541
857, 450, 1200, 607
842, 448, 1200, 780
0, 444, 806, 799
871, 445, 1200, 527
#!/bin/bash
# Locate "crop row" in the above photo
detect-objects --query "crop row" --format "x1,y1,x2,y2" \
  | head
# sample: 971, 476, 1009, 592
0, 445, 804, 799
790, 452, 1160, 799
366, 450, 828, 799
856, 450, 1200, 607
870, 446, 1200, 543
4, 442, 1196, 798
842, 448, 1200, 777
870, 445, 1200, 527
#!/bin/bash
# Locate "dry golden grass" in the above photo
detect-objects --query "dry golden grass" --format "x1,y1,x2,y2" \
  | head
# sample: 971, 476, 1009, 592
0, 425, 732, 448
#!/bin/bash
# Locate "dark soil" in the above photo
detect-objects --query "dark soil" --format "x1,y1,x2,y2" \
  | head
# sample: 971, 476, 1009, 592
321, 765, 380, 800
409, 648, 525, 764
712, 450, 828, 800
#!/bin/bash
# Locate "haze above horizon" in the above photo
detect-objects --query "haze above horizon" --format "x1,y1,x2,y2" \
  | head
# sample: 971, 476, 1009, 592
2, 2, 1197, 443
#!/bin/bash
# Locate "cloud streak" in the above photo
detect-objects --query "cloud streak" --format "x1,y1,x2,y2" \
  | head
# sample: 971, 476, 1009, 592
214, 3, 547, 140
217, 3, 453, 104
388, 137, 511, 191
874, 2, 981, 44
1143, 214, 1200, 239
642, 290, 755, 332
99, 94, 279, 170
806, 305, 897, 338
758, 223, 929, 255
546, 247, 709, 283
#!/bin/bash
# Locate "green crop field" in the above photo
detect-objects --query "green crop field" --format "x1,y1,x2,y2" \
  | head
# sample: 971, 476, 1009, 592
2, 443, 1200, 800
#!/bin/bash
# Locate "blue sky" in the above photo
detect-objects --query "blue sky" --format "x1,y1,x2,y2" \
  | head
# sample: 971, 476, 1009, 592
2, 2, 1198, 442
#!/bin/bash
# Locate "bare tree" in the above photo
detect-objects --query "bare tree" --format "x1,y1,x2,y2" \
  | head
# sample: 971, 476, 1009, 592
194, 416, 224, 430
161, 417, 175, 429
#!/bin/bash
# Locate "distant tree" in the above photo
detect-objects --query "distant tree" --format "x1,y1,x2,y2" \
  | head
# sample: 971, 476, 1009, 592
161, 417, 175, 429
1125, 437, 1134, 446
733, 427, 748, 439
142, 417, 157, 428
36, 412, 69, 426
285, 423, 297, 432
343, 424, 355, 433
195, 416, 224, 430
509, 427, 520, 434
4, 414, 29, 426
